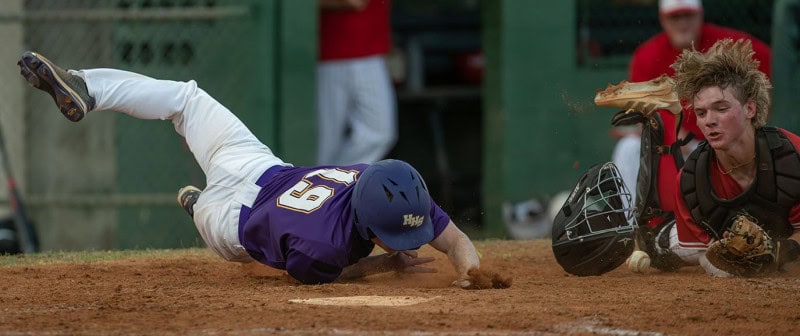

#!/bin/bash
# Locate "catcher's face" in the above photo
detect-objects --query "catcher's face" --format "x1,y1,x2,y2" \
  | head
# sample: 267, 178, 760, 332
660, 12, 702, 49
693, 86, 756, 151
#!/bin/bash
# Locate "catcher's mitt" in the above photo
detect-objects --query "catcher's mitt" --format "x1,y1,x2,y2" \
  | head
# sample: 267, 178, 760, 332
705, 213, 777, 277
594, 74, 682, 117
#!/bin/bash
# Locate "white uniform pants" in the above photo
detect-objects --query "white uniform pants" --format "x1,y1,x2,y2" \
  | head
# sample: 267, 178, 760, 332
659, 221, 737, 276
664, 223, 705, 265
316, 55, 397, 165
611, 134, 640, 206
81, 68, 287, 262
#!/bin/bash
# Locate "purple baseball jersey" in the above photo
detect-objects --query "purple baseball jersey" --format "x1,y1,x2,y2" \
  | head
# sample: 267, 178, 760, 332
238, 164, 451, 284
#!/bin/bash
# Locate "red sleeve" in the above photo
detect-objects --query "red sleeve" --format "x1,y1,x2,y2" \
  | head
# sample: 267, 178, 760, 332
673, 170, 712, 248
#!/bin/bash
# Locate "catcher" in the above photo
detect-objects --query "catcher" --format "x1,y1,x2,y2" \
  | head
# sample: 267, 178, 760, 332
600, 39, 800, 277
671, 39, 800, 276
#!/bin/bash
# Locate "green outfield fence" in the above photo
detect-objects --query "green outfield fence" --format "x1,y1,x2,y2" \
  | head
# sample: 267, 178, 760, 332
0, 0, 315, 251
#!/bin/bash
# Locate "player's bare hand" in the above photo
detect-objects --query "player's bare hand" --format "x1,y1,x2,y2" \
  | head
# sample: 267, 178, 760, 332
388, 251, 436, 273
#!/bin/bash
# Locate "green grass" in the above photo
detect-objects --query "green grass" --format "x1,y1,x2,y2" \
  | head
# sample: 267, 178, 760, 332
0, 248, 212, 267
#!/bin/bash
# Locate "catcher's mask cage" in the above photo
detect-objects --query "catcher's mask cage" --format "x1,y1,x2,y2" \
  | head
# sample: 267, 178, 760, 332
551, 162, 638, 276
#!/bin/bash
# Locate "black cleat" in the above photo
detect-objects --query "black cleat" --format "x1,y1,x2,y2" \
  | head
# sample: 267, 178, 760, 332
177, 185, 201, 217
18, 51, 95, 122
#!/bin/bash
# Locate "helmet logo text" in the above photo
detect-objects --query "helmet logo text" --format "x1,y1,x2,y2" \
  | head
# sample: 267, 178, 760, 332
402, 214, 425, 227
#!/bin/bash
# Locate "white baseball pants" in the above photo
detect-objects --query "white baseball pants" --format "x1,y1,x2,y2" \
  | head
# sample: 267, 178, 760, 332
316, 55, 397, 165
80, 68, 287, 262
611, 135, 640, 206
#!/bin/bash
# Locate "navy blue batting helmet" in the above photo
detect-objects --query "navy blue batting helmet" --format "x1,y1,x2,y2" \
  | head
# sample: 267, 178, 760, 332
351, 159, 434, 251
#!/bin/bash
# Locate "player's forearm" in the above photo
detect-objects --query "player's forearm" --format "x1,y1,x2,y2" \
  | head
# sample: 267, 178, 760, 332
446, 232, 480, 278
430, 221, 481, 278
338, 254, 393, 280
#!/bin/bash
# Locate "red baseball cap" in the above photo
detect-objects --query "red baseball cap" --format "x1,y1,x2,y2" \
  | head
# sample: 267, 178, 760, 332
659, 0, 702, 16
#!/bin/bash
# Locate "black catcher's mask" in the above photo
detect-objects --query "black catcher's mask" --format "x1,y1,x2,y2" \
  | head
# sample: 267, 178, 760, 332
551, 162, 637, 276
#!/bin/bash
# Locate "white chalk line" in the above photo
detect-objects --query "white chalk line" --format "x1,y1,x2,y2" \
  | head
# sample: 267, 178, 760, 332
287, 295, 439, 307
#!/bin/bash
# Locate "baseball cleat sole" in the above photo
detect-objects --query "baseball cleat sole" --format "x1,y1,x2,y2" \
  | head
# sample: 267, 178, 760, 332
18, 51, 90, 122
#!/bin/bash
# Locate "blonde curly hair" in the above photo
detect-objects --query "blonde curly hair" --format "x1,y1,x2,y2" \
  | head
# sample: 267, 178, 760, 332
672, 38, 771, 128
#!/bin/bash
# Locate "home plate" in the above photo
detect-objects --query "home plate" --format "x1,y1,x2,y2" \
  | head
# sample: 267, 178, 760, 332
288, 295, 438, 307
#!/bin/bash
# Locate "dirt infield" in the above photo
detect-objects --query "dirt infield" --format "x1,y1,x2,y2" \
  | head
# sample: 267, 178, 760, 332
1, 240, 799, 335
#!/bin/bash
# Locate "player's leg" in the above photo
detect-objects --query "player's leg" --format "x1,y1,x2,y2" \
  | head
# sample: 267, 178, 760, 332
610, 133, 641, 207
336, 56, 397, 165
18, 52, 283, 262
82, 68, 286, 175
316, 60, 350, 165
663, 222, 704, 264
19, 52, 282, 175
640, 220, 701, 271
83, 69, 288, 262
